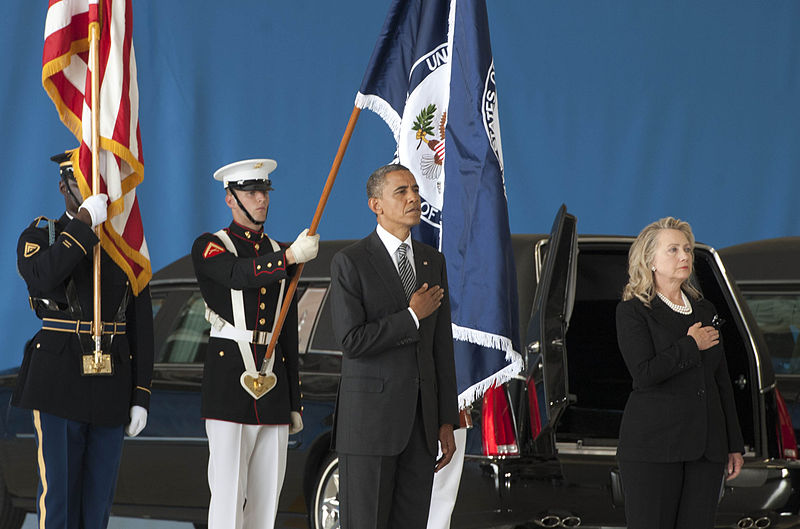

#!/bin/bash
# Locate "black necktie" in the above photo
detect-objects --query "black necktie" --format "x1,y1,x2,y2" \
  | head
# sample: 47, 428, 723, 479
396, 243, 416, 301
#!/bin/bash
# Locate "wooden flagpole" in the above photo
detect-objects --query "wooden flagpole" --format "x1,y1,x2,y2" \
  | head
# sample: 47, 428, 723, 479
260, 106, 361, 373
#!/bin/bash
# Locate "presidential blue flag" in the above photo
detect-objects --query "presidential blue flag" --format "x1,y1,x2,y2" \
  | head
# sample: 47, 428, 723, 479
356, 0, 521, 408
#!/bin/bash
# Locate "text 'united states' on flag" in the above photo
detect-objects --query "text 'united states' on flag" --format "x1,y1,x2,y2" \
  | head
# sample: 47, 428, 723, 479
356, 0, 522, 408
43, 0, 150, 294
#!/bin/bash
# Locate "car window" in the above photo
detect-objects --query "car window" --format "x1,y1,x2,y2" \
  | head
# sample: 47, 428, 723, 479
151, 296, 165, 320
158, 292, 209, 364
309, 284, 339, 354
156, 285, 325, 363
298, 286, 327, 354
741, 292, 800, 375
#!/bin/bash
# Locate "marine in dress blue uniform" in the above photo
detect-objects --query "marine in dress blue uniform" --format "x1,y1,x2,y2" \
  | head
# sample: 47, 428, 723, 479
14, 152, 154, 529
190, 159, 319, 529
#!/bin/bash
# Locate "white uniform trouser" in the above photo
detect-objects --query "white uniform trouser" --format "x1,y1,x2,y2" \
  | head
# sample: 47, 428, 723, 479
426, 428, 468, 529
206, 419, 289, 529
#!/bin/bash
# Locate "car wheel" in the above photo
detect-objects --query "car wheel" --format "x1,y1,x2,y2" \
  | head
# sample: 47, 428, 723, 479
0, 472, 24, 529
310, 453, 339, 529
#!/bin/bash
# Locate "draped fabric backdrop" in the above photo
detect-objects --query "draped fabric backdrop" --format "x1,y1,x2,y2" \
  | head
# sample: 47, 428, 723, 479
2, 1, 800, 369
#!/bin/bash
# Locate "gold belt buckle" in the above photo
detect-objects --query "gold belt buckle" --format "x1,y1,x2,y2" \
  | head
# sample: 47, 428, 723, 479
81, 351, 113, 375
81, 323, 113, 375
252, 330, 269, 345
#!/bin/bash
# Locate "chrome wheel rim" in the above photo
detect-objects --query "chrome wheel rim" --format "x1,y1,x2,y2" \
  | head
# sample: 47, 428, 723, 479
316, 458, 339, 529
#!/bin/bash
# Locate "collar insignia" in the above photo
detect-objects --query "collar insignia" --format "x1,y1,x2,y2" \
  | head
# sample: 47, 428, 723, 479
24, 242, 40, 258
203, 241, 226, 259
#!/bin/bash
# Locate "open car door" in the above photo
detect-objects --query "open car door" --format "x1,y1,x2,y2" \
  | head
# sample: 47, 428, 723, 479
524, 204, 578, 456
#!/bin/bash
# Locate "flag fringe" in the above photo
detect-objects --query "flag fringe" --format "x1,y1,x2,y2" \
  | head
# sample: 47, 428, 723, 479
452, 323, 524, 409
42, 39, 91, 141
456, 358, 524, 411
354, 92, 401, 142
452, 324, 518, 359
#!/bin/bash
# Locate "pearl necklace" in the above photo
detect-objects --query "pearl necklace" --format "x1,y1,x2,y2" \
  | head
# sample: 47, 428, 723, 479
656, 291, 693, 315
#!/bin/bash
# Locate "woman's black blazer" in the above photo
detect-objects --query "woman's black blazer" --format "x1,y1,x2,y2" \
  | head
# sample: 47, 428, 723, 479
615, 295, 745, 463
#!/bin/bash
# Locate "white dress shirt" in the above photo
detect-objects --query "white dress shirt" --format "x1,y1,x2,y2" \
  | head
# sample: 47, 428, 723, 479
375, 224, 419, 328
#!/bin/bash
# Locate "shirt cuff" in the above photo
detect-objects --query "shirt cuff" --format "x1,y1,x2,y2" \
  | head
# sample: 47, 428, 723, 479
407, 307, 420, 329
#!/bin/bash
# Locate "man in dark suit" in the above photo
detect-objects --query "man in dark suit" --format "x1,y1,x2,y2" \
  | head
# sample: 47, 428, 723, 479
15, 151, 153, 529
330, 163, 460, 529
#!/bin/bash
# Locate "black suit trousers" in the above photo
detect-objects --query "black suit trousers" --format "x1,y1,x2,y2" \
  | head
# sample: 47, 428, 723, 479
339, 396, 436, 529
619, 457, 725, 529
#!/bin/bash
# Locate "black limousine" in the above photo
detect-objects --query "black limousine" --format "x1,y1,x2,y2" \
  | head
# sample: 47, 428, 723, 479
720, 237, 800, 453
0, 207, 797, 529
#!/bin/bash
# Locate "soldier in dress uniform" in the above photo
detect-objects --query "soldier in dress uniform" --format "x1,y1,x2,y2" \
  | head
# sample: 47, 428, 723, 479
191, 158, 319, 529
14, 151, 154, 529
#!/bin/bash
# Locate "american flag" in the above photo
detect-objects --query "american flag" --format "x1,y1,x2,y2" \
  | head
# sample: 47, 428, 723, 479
42, 0, 150, 294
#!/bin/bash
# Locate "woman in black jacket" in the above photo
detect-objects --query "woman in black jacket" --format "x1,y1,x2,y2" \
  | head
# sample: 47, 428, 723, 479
616, 217, 744, 529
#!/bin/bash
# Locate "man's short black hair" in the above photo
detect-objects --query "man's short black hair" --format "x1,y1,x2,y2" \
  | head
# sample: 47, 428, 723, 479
366, 163, 412, 200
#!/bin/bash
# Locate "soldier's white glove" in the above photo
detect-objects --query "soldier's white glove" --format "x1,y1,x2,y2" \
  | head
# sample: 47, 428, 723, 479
126, 405, 148, 437
289, 229, 319, 264
79, 193, 108, 228
289, 411, 304, 434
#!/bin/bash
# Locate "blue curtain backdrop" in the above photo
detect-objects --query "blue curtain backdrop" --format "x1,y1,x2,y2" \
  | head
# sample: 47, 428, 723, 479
2, 1, 799, 370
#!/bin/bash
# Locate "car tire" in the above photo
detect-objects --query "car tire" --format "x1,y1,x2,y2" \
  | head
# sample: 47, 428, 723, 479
0, 472, 24, 529
310, 453, 339, 529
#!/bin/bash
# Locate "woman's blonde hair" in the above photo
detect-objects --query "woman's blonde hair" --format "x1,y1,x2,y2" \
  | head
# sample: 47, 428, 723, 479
621, 216, 702, 306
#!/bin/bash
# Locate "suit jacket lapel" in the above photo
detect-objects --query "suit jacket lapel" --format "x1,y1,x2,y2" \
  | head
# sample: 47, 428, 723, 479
650, 296, 694, 336
366, 231, 408, 307
649, 294, 711, 336
412, 240, 430, 289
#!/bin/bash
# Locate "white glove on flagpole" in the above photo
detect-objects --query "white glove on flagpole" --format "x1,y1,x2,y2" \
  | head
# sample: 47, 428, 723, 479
289, 229, 319, 264
79, 193, 108, 228
289, 411, 304, 434
126, 405, 148, 437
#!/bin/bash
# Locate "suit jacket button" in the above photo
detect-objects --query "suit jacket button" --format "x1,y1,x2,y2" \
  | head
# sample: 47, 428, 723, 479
697, 389, 705, 398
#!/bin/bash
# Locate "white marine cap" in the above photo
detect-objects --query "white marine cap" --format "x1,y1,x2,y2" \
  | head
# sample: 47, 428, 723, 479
213, 158, 277, 190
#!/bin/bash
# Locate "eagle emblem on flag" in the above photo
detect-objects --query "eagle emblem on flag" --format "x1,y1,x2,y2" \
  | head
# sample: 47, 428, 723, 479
412, 104, 446, 183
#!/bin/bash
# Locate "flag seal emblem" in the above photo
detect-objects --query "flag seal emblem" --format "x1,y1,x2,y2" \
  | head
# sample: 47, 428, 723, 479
411, 104, 446, 182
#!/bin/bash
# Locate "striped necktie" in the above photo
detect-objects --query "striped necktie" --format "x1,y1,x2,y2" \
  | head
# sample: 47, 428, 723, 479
396, 243, 416, 301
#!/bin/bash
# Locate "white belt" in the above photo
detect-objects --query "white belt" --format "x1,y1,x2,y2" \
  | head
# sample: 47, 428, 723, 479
206, 307, 273, 346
